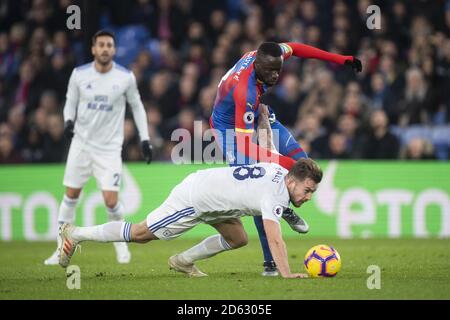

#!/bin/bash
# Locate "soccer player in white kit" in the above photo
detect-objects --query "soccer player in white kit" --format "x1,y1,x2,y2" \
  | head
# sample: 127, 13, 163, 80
44, 30, 153, 265
58, 158, 322, 278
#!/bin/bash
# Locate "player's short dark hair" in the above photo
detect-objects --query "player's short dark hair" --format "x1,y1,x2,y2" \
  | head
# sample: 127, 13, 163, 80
92, 30, 115, 45
257, 42, 282, 58
288, 158, 323, 184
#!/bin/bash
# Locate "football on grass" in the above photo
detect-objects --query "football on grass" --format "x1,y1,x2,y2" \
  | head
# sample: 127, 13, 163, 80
304, 244, 341, 278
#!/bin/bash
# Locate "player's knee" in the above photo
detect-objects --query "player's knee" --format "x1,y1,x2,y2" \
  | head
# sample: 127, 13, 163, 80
104, 197, 118, 209
130, 222, 155, 243
229, 233, 248, 249
66, 188, 81, 199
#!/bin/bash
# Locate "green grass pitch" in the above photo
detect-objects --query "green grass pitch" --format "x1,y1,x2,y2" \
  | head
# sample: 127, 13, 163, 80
1, 238, 449, 300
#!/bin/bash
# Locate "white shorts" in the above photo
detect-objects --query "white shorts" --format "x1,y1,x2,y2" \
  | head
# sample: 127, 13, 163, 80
146, 173, 203, 240
63, 142, 122, 191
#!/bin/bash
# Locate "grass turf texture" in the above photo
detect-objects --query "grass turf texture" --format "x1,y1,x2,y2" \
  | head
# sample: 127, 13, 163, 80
1, 238, 449, 300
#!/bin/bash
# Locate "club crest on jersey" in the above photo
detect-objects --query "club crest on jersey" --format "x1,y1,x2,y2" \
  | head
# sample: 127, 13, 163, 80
273, 205, 283, 217
244, 111, 254, 124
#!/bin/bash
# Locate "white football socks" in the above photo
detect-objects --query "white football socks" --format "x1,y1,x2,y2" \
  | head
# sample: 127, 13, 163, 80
107, 202, 125, 221
71, 221, 132, 242
178, 234, 232, 264
58, 194, 78, 224
55, 194, 79, 249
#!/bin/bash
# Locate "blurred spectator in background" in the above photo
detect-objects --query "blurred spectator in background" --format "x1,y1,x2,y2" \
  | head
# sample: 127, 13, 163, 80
436, 37, 450, 122
299, 69, 343, 130
42, 112, 66, 162
22, 125, 44, 163
335, 114, 363, 158
323, 131, 351, 159
262, 73, 305, 128
368, 73, 396, 114
360, 110, 400, 159
0, 123, 23, 163
122, 118, 141, 162
149, 0, 186, 49
401, 137, 436, 160
398, 67, 439, 126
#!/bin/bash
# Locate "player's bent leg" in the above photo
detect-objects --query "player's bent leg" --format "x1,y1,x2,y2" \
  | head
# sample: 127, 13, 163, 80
66, 187, 82, 200
102, 190, 118, 209
130, 221, 159, 243
170, 219, 245, 278
44, 187, 82, 266
210, 218, 248, 249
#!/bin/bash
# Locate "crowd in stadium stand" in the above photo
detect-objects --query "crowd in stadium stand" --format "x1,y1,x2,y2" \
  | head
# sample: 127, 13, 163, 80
1, 0, 450, 164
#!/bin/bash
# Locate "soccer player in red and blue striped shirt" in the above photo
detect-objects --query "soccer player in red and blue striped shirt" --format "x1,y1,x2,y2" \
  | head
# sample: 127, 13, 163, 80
209, 41, 361, 276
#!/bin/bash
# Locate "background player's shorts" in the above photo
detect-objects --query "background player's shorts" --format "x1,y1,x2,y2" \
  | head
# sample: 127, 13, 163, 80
63, 141, 122, 191
146, 173, 204, 240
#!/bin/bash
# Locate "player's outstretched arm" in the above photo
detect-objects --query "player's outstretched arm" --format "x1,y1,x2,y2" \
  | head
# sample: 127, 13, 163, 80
262, 218, 308, 279
284, 42, 362, 72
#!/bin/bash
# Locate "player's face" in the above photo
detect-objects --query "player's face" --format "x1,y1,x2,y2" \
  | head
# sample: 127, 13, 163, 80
92, 36, 115, 66
255, 55, 283, 86
287, 177, 318, 208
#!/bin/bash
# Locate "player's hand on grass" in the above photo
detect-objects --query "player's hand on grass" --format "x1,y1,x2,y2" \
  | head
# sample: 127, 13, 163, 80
141, 140, 153, 164
283, 273, 309, 279
344, 57, 362, 73
64, 120, 74, 139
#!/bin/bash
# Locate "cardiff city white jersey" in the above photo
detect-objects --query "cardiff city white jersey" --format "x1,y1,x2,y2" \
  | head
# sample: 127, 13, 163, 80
191, 163, 290, 224
63, 62, 149, 153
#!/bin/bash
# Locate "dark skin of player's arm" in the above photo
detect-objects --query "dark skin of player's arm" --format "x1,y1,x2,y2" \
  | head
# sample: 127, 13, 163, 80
257, 104, 277, 152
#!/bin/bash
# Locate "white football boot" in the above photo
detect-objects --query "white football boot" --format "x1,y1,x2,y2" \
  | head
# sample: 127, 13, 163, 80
168, 254, 208, 277
113, 242, 131, 264
44, 249, 60, 265
58, 223, 81, 268
44, 232, 63, 265
282, 208, 309, 233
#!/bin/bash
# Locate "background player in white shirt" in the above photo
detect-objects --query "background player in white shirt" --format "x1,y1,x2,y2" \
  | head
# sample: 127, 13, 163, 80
58, 158, 322, 279
44, 30, 153, 265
